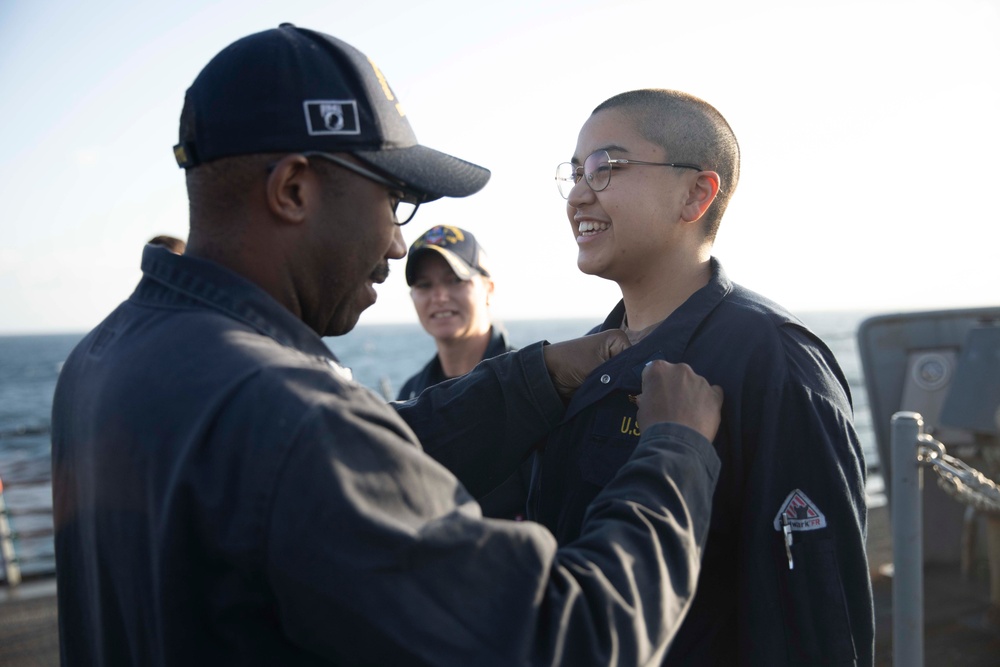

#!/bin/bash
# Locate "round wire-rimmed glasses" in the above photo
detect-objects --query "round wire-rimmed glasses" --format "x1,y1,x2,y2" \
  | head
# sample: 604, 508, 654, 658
554, 149, 702, 199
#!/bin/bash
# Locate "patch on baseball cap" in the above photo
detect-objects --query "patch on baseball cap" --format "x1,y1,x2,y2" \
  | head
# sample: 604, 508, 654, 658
304, 100, 361, 135
173, 23, 489, 202
405, 225, 491, 286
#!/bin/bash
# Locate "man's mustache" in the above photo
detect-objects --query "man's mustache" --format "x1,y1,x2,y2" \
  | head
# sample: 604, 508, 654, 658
371, 262, 390, 284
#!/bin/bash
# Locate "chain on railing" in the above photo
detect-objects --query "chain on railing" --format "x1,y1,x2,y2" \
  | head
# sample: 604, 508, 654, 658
891, 412, 1000, 667
916, 434, 1000, 517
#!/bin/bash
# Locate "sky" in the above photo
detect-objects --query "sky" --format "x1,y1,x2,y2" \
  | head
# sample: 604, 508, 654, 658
1, 0, 998, 335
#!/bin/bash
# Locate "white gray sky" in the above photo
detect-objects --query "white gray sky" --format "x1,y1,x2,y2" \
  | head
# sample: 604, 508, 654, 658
2, 0, 998, 334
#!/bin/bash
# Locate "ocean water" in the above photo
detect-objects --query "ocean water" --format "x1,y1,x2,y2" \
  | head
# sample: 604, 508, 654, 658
0, 311, 879, 581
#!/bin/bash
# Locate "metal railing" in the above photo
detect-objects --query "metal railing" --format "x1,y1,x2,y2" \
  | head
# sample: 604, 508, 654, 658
890, 411, 1000, 667
0, 474, 55, 588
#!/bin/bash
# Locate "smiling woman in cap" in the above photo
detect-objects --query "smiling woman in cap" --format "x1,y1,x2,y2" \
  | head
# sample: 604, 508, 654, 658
399, 225, 530, 520
399, 225, 512, 399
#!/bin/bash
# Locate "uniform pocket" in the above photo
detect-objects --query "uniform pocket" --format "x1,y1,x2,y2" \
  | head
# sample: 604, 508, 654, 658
578, 409, 641, 487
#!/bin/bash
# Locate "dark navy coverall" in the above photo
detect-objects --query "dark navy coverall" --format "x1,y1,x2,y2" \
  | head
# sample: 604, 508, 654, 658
50, 245, 721, 666
528, 258, 874, 666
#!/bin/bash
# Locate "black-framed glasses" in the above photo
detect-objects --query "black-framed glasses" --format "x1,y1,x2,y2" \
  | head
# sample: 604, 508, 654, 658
554, 149, 702, 199
302, 151, 421, 225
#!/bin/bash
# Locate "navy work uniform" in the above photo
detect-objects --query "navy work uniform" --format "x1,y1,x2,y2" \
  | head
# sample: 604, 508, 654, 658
52, 245, 722, 666
528, 258, 875, 667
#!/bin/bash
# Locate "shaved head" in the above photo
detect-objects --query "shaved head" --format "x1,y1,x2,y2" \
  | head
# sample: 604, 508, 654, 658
593, 90, 740, 241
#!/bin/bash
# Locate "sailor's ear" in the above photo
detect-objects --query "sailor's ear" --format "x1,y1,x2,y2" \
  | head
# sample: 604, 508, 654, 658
681, 171, 721, 223
484, 276, 495, 305
265, 154, 317, 225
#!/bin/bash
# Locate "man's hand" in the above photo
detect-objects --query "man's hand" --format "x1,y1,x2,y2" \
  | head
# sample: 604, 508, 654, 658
637, 360, 723, 441
542, 330, 631, 401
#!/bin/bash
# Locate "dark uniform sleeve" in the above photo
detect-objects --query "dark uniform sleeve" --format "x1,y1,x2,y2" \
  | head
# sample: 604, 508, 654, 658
738, 330, 873, 666
262, 354, 721, 666
393, 341, 561, 499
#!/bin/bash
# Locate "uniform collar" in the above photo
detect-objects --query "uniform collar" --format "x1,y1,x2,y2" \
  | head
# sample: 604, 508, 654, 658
420, 324, 513, 390
138, 244, 339, 362
562, 257, 732, 423
486, 324, 513, 358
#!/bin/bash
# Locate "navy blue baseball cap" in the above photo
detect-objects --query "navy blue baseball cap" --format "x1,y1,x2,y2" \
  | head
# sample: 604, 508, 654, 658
174, 23, 490, 202
405, 225, 491, 286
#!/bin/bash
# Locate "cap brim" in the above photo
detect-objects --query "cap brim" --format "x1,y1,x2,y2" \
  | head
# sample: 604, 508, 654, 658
405, 246, 475, 285
355, 145, 490, 203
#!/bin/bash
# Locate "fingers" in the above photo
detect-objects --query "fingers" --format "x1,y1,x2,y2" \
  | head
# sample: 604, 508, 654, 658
542, 331, 632, 401
637, 361, 723, 441
602, 329, 630, 358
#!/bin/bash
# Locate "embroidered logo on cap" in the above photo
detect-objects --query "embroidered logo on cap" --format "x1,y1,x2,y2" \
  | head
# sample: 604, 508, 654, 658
412, 225, 464, 249
773, 489, 827, 532
304, 100, 361, 135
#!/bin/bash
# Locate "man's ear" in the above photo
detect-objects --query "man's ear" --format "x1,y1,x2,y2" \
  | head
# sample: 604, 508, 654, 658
265, 154, 316, 225
681, 171, 721, 223
485, 277, 496, 305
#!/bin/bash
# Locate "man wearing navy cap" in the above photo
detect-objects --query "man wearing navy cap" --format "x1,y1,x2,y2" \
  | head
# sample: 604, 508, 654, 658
51, 25, 724, 666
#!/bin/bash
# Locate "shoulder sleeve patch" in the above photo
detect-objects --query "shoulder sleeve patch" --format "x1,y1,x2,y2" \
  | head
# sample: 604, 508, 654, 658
773, 489, 827, 532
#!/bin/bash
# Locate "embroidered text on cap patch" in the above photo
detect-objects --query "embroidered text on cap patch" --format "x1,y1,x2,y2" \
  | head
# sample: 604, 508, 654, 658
772, 489, 827, 532
304, 100, 361, 135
